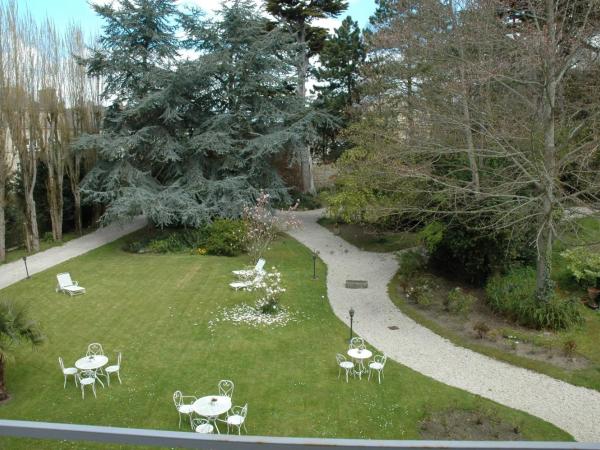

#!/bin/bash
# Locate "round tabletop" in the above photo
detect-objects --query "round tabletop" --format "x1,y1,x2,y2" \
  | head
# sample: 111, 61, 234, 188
192, 395, 232, 417
347, 348, 372, 360
75, 355, 108, 370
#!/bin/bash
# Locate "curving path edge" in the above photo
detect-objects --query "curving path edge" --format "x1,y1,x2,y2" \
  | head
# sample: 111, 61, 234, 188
0, 217, 147, 290
286, 209, 600, 442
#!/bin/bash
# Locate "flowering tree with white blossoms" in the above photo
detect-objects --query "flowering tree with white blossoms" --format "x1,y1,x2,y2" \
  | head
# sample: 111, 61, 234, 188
245, 267, 286, 315
242, 191, 301, 262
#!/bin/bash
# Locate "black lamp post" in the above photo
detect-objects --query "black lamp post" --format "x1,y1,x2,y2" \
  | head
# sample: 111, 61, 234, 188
349, 307, 355, 342
312, 249, 319, 280
22, 256, 30, 279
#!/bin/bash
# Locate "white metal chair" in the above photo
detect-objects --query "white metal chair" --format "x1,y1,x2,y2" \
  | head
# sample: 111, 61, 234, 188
349, 337, 365, 350
86, 342, 104, 356
368, 354, 387, 384
58, 357, 78, 388
336, 354, 354, 383
218, 379, 234, 398
232, 259, 266, 278
226, 403, 248, 435
56, 273, 86, 296
173, 390, 196, 429
77, 370, 97, 399
192, 418, 214, 434
105, 352, 122, 386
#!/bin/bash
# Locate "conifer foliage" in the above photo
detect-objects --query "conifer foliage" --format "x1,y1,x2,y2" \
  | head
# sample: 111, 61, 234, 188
79, 0, 320, 227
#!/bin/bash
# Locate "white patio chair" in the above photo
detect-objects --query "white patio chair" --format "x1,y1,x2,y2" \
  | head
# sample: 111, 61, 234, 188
56, 273, 86, 296
232, 259, 266, 278
336, 353, 354, 383
226, 403, 248, 435
86, 342, 104, 356
218, 379, 234, 398
77, 370, 97, 399
192, 418, 214, 434
368, 354, 387, 384
229, 274, 263, 291
105, 352, 122, 386
58, 357, 78, 388
173, 390, 196, 429
349, 337, 365, 350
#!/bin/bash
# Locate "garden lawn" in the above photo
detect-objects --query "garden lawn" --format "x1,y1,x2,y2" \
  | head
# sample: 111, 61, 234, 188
0, 235, 570, 449
317, 218, 419, 253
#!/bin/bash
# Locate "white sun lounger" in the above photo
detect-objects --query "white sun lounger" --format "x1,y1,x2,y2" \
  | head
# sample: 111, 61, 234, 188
56, 273, 86, 296
232, 258, 266, 278
230, 274, 263, 291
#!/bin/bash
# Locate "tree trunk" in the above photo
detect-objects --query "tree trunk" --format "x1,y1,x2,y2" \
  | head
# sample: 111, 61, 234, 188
448, 0, 479, 192
296, 23, 316, 195
0, 355, 8, 401
0, 127, 6, 263
535, 0, 558, 303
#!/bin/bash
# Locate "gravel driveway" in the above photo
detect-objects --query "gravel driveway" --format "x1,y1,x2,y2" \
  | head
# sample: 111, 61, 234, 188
287, 209, 600, 442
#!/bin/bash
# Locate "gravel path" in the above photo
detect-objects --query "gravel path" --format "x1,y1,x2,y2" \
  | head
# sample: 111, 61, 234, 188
0, 217, 147, 290
286, 209, 600, 442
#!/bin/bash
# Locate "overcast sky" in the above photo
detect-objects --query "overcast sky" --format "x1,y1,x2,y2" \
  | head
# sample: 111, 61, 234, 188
25, 0, 376, 36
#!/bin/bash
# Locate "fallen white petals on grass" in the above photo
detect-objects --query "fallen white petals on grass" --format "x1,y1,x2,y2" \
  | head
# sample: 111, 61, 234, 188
209, 303, 297, 330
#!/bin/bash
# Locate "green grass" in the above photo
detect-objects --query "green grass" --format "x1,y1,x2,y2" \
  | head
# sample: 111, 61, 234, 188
317, 218, 419, 253
0, 234, 570, 449
3, 229, 95, 265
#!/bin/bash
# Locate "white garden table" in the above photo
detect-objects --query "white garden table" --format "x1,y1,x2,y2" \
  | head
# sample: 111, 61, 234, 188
347, 348, 372, 379
75, 355, 108, 387
192, 395, 232, 434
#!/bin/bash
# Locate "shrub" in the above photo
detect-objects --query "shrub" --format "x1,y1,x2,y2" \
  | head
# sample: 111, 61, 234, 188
485, 267, 583, 330
560, 247, 600, 288
398, 250, 427, 277
445, 287, 475, 316
473, 321, 490, 339
42, 232, 54, 243
563, 340, 577, 357
427, 222, 535, 285
205, 219, 247, 256
415, 290, 434, 308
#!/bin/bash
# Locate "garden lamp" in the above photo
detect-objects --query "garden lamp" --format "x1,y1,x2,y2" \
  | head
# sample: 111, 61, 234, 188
349, 307, 355, 341
312, 249, 319, 280
22, 256, 30, 279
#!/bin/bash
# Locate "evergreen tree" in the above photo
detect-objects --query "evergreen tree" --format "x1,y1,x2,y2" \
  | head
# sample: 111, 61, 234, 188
78, 0, 320, 227
313, 16, 365, 160
85, 0, 179, 101
265, 0, 348, 193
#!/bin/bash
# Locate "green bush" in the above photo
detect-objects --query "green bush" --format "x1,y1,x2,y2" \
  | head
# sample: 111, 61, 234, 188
426, 221, 535, 285
399, 250, 427, 276
560, 247, 600, 288
445, 287, 475, 316
205, 219, 247, 256
485, 267, 583, 330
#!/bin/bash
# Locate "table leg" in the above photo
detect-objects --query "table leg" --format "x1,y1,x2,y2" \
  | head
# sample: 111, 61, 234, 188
94, 370, 105, 388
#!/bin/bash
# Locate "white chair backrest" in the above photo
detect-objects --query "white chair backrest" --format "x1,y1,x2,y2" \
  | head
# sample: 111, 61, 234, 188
87, 343, 104, 356
255, 259, 266, 272
375, 354, 387, 367
173, 390, 183, 407
58, 356, 65, 371
218, 379, 234, 397
240, 403, 248, 418
116, 352, 122, 367
335, 353, 346, 365
350, 337, 365, 350
57, 273, 74, 288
